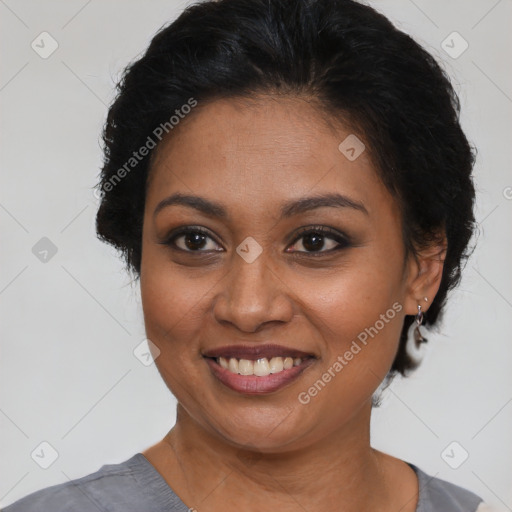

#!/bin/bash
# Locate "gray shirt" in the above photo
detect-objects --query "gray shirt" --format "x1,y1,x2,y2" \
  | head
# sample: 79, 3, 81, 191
2, 453, 484, 511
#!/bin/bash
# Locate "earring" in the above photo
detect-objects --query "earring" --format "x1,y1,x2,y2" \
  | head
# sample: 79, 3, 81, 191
414, 304, 427, 345
405, 302, 428, 364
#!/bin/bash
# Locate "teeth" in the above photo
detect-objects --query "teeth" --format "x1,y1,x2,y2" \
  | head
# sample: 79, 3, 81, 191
269, 357, 283, 373
228, 358, 239, 374
283, 357, 293, 370
217, 356, 305, 376
253, 358, 270, 376
238, 359, 253, 375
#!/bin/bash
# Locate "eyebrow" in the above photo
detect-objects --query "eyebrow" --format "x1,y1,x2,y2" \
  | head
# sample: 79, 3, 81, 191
153, 192, 368, 219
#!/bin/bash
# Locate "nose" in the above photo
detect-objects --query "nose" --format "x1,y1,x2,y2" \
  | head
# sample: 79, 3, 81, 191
212, 250, 295, 333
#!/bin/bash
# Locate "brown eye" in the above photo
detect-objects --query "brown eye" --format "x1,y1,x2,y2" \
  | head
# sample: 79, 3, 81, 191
160, 227, 223, 253
287, 226, 351, 254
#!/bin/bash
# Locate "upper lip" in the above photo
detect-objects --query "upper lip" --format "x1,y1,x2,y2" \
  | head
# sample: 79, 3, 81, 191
202, 344, 316, 361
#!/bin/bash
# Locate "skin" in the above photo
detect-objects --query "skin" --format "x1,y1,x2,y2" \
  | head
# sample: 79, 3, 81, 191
139, 95, 446, 512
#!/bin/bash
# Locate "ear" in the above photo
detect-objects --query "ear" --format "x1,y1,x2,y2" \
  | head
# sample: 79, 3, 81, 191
403, 233, 447, 316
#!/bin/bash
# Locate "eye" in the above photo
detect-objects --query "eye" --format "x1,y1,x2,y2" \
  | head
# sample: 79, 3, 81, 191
160, 225, 351, 255
160, 227, 223, 253
286, 225, 350, 255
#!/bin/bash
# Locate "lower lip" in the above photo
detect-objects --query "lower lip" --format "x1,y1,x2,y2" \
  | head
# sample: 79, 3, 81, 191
205, 357, 315, 395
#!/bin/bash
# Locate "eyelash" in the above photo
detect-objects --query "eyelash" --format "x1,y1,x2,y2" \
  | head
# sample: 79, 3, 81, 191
159, 225, 351, 257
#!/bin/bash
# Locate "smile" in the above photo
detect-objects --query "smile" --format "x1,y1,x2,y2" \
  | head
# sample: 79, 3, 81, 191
216, 356, 303, 376
202, 344, 317, 394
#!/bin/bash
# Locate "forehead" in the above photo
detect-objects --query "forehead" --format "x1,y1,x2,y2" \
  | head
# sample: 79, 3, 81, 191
145, 95, 391, 219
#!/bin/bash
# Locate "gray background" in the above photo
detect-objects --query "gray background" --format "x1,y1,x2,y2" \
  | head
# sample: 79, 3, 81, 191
1, 0, 511, 509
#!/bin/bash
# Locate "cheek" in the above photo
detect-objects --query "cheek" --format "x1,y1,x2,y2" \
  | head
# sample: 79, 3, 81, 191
291, 251, 406, 375
140, 264, 214, 405
304, 289, 404, 385
291, 265, 405, 416
139, 254, 211, 357
296, 254, 403, 334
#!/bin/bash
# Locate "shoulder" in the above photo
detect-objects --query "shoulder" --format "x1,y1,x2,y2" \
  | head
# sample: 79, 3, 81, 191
408, 462, 485, 512
1, 453, 187, 512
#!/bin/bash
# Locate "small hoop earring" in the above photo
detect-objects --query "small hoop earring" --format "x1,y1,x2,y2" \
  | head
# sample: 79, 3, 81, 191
405, 304, 428, 364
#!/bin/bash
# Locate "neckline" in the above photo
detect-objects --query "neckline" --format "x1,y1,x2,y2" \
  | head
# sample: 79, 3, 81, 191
133, 453, 425, 511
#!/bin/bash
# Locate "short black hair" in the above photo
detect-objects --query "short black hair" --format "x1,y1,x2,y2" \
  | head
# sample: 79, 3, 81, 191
95, 0, 477, 378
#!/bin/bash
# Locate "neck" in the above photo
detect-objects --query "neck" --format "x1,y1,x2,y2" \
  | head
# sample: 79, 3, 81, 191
160, 401, 395, 512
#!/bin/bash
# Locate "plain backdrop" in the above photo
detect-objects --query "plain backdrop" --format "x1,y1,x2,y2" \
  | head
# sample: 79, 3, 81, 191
1, 0, 511, 509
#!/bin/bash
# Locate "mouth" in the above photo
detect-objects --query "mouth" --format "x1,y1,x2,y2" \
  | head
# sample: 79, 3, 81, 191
202, 344, 317, 395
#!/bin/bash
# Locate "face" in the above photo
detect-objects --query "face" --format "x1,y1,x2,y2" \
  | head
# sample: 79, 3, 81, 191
140, 95, 421, 452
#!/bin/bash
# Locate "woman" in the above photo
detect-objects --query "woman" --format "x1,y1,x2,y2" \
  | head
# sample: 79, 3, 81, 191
4, 0, 491, 510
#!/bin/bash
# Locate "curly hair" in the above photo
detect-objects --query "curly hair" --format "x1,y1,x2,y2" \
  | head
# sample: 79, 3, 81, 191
95, 0, 477, 378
